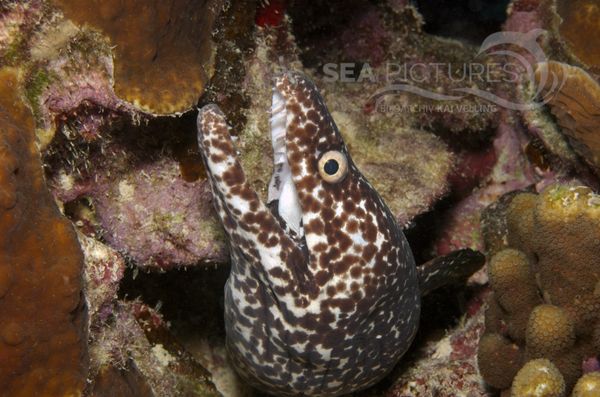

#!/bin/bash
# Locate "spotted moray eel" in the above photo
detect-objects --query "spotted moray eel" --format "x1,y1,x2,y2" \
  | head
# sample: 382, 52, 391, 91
197, 71, 482, 396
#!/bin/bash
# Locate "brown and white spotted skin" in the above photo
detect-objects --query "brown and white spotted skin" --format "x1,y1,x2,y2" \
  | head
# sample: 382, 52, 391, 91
197, 71, 420, 396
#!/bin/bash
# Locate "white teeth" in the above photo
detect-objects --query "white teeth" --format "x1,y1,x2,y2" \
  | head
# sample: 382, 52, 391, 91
278, 178, 302, 236
270, 102, 286, 118
267, 89, 304, 238
268, 90, 289, 203
273, 151, 287, 165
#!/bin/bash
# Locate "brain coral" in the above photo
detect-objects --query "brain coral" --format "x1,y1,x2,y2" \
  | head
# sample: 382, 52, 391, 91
478, 184, 600, 394
0, 68, 88, 396
52, 0, 219, 114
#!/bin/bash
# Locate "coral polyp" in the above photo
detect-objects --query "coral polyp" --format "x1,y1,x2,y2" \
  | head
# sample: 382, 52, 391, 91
572, 372, 600, 397
479, 185, 600, 394
510, 358, 566, 397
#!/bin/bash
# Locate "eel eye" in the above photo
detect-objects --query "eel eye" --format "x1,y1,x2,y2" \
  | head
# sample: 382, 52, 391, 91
318, 150, 348, 183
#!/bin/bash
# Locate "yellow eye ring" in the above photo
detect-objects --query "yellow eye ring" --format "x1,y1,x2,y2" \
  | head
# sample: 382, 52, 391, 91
318, 150, 348, 183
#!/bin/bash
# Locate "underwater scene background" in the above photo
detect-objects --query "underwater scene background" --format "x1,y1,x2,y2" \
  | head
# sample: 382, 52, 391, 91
1, 0, 600, 396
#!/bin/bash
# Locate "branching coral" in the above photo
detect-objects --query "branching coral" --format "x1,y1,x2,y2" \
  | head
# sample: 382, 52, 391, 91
479, 184, 600, 394
526, 305, 575, 358
477, 333, 523, 390
0, 68, 88, 396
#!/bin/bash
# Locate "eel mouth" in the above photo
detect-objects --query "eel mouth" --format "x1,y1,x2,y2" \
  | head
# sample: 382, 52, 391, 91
267, 86, 304, 238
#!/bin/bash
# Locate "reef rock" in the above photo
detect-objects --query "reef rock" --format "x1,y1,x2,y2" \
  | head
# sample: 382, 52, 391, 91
88, 301, 220, 397
384, 294, 489, 397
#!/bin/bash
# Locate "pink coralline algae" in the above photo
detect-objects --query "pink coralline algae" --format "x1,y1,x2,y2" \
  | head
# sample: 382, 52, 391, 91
340, 9, 391, 66
86, 158, 226, 269
79, 234, 125, 321
382, 291, 490, 397
45, 123, 228, 269
434, 115, 540, 257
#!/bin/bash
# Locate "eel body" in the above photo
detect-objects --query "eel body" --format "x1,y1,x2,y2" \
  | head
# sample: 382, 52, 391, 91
197, 71, 422, 396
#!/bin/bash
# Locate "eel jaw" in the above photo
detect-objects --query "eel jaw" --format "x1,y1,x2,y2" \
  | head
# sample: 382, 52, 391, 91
267, 88, 304, 238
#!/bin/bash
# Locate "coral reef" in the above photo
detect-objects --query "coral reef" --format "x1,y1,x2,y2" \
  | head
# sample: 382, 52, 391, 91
52, 0, 219, 114
433, 115, 539, 256
0, 0, 231, 269
3, 0, 600, 395
88, 301, 220, 397
78, 223, 220, 396
501, 0, 599, 180
42, 111, 228, 269
479, 185, 600, 394
504, 0, 600, 74
431, 0, 600, 282
0, 68, 88, 396
86, 157, 226, 269
535, 61, 600, 175
555, 0, 600, 73
22, 10, 134, 146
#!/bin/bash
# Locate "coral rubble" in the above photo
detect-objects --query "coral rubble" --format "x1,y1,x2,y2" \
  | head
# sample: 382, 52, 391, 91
0, 68, 88, 396
479, 185, 600, 395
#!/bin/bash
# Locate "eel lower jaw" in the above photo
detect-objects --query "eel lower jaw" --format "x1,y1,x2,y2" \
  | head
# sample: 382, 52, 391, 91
267, 88, 304, 239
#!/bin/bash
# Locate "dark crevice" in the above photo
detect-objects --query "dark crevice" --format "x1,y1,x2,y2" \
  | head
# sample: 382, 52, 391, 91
288, 0, 385, 69
414, 0, 511, 44
43, 104, 205, 184
118, 263, 230, 343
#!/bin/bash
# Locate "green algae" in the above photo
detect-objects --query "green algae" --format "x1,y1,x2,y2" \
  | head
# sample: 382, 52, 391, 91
24, 66, 56, 119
